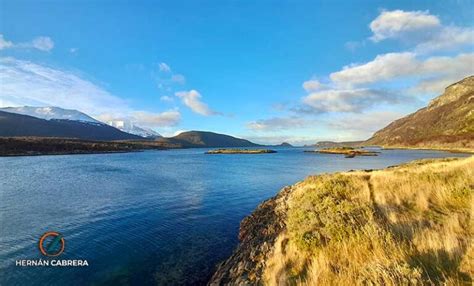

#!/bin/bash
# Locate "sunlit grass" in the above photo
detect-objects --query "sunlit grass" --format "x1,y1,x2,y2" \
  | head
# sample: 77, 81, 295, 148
263, 156, 473, 285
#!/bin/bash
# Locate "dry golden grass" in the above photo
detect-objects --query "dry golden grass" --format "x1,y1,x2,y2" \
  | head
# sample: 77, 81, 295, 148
263, 156, 474, 285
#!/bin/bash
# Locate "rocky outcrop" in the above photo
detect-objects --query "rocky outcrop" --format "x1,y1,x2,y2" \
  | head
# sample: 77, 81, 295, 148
208, 186, 292, 285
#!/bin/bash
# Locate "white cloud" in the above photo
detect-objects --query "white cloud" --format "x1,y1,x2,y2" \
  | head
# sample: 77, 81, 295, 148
414, 26, 474, 54
31, 36, 54, 51
159, 62, 171, 72
369, 10, 440, 42
299, 53, 472, 114
96, 110, 181, 128
69, 48, 78, 54
369, 9, 473, 54
175, 90, 219, 116
0, 57, 181, 127
328, 111, 403, 138
302, 88, 401, 113
0, 35, 13, 50
302, 79, 322, 92
330, 52, 418, 86
330, 52, 474, 89
247, 117, 310, 131
411, 53, 474, 94
131, 110, 180, 127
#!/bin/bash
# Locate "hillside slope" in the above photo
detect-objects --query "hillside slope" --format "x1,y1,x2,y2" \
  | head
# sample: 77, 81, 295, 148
209, 156, 473, 285
156, 131, 260, 148
366, 76, 474, 148
0, 111, 142, 141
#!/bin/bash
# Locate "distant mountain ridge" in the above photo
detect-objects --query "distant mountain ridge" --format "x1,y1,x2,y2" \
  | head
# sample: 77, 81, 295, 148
0, 106, 101, 124
156, 131, 261, 148
0, 111, 142, 141
366, 76, 474, 149
1, 106, 162, 139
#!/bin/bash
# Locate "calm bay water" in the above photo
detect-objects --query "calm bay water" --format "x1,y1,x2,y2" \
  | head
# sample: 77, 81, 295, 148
0, 147, 468, 285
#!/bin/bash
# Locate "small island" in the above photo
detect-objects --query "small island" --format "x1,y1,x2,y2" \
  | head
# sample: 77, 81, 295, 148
205, 149, 277, 154
305, 147, 378, 157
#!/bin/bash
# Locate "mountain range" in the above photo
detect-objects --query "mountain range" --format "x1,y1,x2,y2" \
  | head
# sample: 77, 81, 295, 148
0, 110, 142, 141
0, 108, 262, 147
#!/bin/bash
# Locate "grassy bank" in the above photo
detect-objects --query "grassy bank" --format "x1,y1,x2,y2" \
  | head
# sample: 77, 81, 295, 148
210, 156, 473, 285
205, 149, 276, 154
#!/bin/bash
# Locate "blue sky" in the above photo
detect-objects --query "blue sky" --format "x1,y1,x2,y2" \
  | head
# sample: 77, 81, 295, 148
0, 0, 473, 144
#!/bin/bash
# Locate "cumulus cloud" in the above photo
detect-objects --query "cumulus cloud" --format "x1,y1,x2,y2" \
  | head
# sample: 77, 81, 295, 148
369, 9, 473, 53
0, 57, 180, 127
330, 52, 474, 89
96, 110, 180, 128
411, 53, 474, 93
247, 117, 310, 131
302, 88, 402, 113
302, 79, 322, 92
330, 52, 418, 86
328, 111, 403, 137
175, 90, 220, 116
369, 10, 440, 42
131, 110, 181, 127
298, 52, 472, 114
414, 26, 474, 54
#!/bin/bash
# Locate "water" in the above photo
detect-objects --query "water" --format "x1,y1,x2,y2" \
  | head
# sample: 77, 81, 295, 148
0, 147, 468, 285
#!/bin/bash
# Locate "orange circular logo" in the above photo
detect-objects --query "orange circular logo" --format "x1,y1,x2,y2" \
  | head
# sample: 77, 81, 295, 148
38, 231, 65, 257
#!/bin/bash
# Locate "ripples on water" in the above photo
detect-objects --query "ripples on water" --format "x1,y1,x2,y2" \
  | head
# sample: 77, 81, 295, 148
0, 147, 468, 285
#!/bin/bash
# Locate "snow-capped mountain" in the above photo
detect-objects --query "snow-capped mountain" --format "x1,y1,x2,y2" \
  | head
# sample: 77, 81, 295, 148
0, 106, 102, 124
1, 106, 161, 139
107, 120, 162, 138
